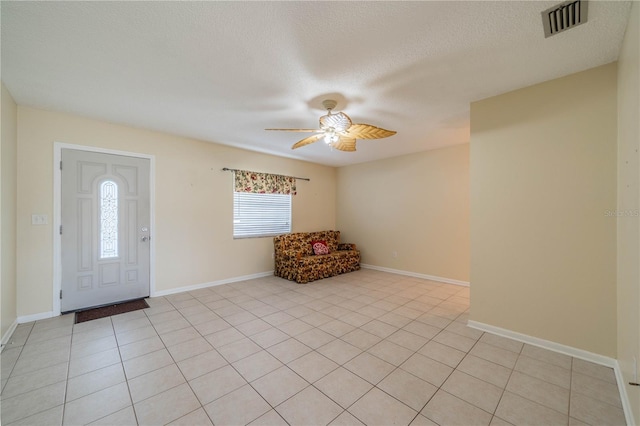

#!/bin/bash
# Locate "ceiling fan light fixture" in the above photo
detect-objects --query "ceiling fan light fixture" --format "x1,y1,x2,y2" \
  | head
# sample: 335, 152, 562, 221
324, 128, 339, 145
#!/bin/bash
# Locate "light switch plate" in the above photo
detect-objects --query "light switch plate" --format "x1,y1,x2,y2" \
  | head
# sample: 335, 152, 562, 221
31, 214, 48, 225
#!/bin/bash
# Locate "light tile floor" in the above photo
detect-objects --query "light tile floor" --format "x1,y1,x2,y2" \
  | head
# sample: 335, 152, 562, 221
0, 270, 627, 425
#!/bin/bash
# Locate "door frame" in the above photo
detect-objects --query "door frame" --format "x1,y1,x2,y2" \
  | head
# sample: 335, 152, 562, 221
53, 142, 156, 316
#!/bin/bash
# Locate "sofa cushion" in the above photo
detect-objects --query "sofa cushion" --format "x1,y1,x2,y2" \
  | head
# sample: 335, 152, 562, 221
308, 231, 339, 253
311, 240, 330, 255
300, 254, 333, 266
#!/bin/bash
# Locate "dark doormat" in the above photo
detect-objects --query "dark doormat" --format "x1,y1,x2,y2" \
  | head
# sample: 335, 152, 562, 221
74, 298, 149, 324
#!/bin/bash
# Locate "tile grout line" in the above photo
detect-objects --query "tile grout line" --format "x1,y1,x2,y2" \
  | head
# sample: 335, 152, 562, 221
11, 282, 456, 424
569, 355, 574, 422
419, 318, 489, 423
165, 290, 312, 424
60, 317, 75, 426
487, 335, 525, 425
315, 298, 472, 425
3, 272, 625, 426
0, 323, 34, 394
110, 315, 140, 426
211, 277, 437, 424
145, 297, 213, 425
0, 322, 50, 424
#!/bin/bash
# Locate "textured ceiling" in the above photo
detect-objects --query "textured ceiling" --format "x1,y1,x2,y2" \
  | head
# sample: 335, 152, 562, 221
1, 1, 632, 167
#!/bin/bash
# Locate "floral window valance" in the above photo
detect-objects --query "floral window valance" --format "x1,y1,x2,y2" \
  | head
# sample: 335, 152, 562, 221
234, 170, 297, 195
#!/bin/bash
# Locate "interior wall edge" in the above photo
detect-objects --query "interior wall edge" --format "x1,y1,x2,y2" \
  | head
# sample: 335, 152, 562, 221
0, 319, 18, 352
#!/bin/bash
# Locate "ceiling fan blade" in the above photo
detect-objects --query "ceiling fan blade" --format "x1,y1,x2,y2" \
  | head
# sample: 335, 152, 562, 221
265, 128, 321, 132
346, 123, 397, 139
333, 136, 357, 152
292, 134, 324, 150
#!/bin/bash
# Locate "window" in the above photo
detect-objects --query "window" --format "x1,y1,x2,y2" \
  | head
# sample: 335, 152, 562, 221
99, 180, 119, 258
230, 169, 296, 239
233, 191, 291, 238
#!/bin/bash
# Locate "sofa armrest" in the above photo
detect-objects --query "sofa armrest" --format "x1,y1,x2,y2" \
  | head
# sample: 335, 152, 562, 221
338, 243, 357, 251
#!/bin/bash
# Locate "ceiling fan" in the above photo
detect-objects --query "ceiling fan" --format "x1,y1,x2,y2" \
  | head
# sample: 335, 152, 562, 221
266, 100, 396, 152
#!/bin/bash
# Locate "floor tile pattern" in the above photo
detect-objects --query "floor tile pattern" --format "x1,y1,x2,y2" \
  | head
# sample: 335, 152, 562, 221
1, 270, 627, 425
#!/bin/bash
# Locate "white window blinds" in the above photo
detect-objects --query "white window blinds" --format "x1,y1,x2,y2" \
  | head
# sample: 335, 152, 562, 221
233, 192, 291, 238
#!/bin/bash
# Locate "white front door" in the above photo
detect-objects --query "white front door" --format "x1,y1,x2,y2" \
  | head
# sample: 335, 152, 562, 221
61, 149, 150, 312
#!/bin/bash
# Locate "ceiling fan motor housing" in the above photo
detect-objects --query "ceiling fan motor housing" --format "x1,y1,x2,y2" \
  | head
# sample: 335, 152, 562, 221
322, 99, 338, 111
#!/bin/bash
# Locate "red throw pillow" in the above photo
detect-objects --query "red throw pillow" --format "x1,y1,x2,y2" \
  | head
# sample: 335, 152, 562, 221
311, 240, 330, 255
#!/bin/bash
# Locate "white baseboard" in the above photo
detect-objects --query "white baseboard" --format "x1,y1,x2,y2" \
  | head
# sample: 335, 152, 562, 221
361, 264, 470, 287
468, 320, 635, 426
468, 320, 617, 367
153, 271, 274, 297
1, 319, 18, 352
14, 272, 276, 324
17, 311, 56, 324
614, 361, 636, 426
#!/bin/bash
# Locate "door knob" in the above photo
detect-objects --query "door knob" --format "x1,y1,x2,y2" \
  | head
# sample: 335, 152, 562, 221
141, 236, 149, 242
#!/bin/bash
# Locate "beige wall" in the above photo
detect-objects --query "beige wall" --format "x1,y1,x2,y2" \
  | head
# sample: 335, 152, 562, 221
17, 107, 336, 318
617, 1, 640, 421
336, 144, 469, 282
470, 63, 618, 357
1, 83, 18, 339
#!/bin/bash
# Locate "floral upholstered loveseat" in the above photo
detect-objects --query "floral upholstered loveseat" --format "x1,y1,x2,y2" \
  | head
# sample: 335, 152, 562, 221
273, 231, 360, 284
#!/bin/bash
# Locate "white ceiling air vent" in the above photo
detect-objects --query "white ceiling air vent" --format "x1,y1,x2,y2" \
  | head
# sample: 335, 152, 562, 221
542, 0, 588, 38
